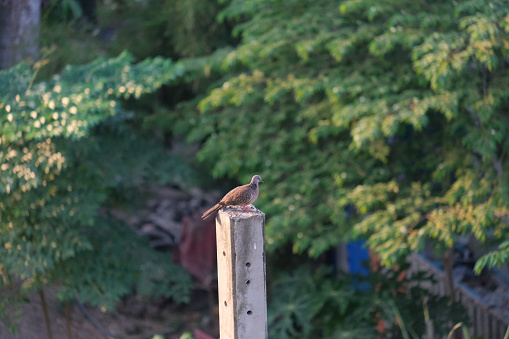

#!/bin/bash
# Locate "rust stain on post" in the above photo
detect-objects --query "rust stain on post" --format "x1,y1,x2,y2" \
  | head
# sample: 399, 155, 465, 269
216, 207, 267, 339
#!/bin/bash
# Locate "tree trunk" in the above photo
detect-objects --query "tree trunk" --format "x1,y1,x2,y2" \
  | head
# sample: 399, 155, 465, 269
38, 288, 53, 339
0, 0, 41, 69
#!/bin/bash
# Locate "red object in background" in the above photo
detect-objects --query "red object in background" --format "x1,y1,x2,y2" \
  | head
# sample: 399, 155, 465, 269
194, 328, 215, 339
370, 251, 407, 334
174, 213, 217, 288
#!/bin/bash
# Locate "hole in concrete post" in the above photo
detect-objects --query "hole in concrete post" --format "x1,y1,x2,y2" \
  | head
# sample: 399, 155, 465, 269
247, 310, 253, 315
223, 251, 226, 256
246, 280, 251, 285
224, 301, 227, 307
246, 262, 251, 267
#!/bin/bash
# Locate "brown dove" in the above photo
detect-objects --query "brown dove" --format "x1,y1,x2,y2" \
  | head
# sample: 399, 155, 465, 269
201, 175, 263, 220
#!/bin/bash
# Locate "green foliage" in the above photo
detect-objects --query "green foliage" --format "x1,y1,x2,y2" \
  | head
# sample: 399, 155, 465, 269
474, 240, 509, 274
38, 0, 104, 79
39, 0, 233, 83
53, 218, 191, 310
177, 333, 193, 339
268, 265, 467, 339
172, 0, 509, 271
45, 0, 83, 21
447, 323, 472, 339
8, 0, 508, 333
0, 51, 183, 194
100, 0, 235, 60
0, 272, 26, 334
0, 52, 190, 316
38, 24, 105, 79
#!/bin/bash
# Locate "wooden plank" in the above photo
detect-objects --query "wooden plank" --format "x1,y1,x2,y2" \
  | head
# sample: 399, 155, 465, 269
465, 294, 475, 337
482, 308, 489, 339
476, 301, 483, 336
216, 207, 267, 339
491, 315, 499, 339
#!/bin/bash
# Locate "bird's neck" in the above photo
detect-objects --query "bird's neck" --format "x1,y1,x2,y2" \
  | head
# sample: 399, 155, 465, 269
249, 182, 258, 190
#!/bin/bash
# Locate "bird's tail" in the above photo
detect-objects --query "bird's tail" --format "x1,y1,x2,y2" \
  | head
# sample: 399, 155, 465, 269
201, 204, 222, 220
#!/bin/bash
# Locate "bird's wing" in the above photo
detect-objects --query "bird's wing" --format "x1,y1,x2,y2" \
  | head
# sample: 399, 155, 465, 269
222, 184, 253, 205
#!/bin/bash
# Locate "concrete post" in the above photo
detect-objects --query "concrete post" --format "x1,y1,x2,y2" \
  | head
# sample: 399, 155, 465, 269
216, 206, 267, 339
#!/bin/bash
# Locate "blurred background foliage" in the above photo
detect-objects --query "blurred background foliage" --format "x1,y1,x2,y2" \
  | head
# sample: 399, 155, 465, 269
177, 0, 509, 267
1, 0, 509, 337
0, 53, 191, 319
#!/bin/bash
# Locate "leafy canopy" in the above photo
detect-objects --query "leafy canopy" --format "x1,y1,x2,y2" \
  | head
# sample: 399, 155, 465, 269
0, 52, 191, 315
174, 0, 509, 270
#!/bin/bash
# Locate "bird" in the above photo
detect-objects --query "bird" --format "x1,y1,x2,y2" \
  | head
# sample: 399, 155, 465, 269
201, 175, 263, 220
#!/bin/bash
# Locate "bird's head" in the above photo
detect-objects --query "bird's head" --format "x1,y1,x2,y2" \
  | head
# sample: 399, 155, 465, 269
251, 175, 263, 184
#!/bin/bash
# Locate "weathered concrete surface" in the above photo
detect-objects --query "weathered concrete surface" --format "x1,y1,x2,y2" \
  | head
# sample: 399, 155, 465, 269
216, 206, 267, 339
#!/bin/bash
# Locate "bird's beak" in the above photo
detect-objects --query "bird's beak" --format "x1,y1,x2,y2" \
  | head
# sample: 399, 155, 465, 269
260, 180, 264, 183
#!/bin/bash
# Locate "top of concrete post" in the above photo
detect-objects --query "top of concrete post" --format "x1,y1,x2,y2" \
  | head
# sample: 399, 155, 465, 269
217, 206, 265, 222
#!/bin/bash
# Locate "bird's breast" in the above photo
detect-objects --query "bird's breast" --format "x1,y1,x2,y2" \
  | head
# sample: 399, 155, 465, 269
248, 187, 259, 204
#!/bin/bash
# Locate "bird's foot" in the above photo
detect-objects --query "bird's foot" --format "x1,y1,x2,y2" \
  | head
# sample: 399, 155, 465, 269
241, 205, 257, 212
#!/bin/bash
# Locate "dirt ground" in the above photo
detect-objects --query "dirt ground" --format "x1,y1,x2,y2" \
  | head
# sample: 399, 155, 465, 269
0, 286, 219, 339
